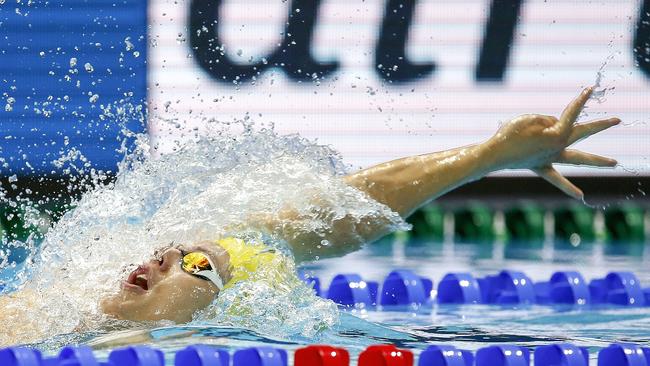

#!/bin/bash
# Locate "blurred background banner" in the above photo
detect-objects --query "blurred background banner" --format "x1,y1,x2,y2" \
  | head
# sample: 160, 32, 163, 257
149, 0, 650, 176
1, 0, 649, 177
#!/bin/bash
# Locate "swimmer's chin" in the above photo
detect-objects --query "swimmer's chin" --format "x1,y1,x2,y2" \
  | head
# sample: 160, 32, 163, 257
99, 291, 160, 322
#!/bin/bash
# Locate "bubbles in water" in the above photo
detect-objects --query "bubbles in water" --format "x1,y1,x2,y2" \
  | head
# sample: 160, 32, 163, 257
69, 58, 77, 68
84, 62, 94, 73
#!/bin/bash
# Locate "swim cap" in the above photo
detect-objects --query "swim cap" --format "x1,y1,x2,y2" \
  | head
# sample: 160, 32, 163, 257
216, 237, 289, 289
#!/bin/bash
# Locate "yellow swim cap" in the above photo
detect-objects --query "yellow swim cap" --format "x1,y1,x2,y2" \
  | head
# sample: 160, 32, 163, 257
216, 237, 289, 290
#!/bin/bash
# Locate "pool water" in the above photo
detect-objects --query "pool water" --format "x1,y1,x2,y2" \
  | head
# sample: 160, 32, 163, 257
33, 238, 649, 365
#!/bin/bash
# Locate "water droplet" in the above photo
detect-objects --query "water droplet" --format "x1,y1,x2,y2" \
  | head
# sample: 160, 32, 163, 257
69, 57, 77, 68
84, 62, 94, 73
124, 37, 134, 51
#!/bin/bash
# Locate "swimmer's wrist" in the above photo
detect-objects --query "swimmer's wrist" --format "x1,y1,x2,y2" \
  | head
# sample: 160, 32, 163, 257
475, 138, 509, 174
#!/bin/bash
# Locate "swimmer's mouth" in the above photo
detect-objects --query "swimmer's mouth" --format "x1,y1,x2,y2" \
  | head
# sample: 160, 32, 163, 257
123, 265, 150, 293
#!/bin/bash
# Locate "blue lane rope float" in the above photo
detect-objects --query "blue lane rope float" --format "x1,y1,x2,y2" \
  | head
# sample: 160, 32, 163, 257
107, 346, 165, 366
437, 272, 482, 305
589, 272, 646, 306
2, 342, 650, 366
476, 270, 536, 305
232, 347, 287, 366
325, 273, 379, 308
52, 346, 101, 366
476, 345, 530, 366
300, 269, 650, 309
419, 345, 473, 366
380, 270, 433, 307
534, 271, 590, 305
534, 344, 589, 366
598, 344, 650, 366
174, 345, 229, 366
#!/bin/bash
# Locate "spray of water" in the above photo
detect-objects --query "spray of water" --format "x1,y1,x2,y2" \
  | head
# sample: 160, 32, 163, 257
0, 111, 408, 346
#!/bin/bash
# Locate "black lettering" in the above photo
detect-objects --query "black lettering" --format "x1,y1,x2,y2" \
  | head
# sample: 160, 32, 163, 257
634, 0, 650, 79
189, 0, 338, 83
375, 0, 435, 83
476, 0, 524, 81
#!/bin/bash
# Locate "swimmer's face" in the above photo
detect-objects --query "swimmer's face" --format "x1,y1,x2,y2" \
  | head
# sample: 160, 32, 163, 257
100, 242, 231, 323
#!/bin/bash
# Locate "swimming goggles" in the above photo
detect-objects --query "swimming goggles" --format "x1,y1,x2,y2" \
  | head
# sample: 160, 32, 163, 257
180, 251, 225, 291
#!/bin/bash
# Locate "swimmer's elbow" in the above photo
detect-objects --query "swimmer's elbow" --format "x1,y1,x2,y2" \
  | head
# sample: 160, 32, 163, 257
248, 203, 393, 263
285, 217, 392, 263
289, 236, 364, 264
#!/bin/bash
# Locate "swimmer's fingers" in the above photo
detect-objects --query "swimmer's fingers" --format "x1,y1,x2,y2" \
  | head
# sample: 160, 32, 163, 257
557, 149, 618, 167
568, 117, 621, 145
557, 87, 594, 131
532, 165, 584, 200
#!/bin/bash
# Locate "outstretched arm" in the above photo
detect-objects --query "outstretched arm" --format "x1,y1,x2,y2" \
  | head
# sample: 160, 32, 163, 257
257, 87, 619, 262
343, 143, 492, 218
345, 87, 619, 217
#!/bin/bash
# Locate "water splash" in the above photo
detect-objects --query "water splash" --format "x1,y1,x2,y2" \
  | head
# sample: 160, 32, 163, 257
0, 113, 408, 346
591, 52, 619, 105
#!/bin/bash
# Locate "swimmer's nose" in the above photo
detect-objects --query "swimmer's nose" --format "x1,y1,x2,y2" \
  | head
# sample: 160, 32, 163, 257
155, 248, 181, 273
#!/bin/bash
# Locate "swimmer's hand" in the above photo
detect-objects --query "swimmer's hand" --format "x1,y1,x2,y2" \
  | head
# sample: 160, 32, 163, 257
486, 87, 620, 199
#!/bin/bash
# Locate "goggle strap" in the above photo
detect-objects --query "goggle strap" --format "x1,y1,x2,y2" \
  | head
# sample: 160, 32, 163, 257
196, 269, 225, 291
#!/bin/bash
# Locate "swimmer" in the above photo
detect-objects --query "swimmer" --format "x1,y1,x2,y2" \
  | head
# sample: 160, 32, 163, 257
100, 87, 619, 322
0, 87, 620, 344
